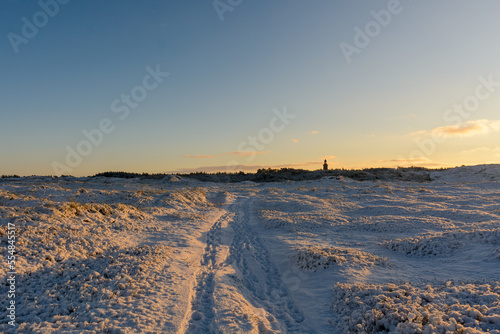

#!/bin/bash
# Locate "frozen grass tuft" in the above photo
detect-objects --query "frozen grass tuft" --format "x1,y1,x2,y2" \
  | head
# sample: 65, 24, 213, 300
332, 281, 500, 333
293, 246, 390, 271
382, 229, 500, 257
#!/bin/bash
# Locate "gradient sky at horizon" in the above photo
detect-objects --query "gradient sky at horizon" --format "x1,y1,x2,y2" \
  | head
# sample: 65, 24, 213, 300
1, 0, 500, 176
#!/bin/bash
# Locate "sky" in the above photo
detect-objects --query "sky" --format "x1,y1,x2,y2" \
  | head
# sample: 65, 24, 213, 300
1, 0, 500, 176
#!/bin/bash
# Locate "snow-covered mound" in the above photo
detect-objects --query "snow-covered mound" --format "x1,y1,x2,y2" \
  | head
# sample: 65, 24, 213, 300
332, 281, 500, 333
383, 229, 500, 257
353, 216, 457, 233
432, 164, 500, 183
292, 246, 390, 271
161, 174, 192, 183
15, 245, 172, 333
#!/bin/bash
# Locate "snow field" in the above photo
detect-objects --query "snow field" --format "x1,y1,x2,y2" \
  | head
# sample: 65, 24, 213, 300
252, 167, 500, 332
0, 165, 499, 333
13, 245, 172, 333
0, 177, 225, 333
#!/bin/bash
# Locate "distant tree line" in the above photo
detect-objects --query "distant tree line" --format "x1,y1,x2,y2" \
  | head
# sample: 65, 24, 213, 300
89, 166, 442, 183
92, 172, 167, 179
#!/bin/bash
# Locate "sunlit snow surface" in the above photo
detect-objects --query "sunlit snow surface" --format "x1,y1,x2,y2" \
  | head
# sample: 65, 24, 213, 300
1, 165, 499, 333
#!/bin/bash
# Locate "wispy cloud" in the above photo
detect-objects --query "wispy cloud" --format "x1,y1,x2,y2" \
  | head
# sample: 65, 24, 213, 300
291, 138, 299, 143
174, 159, 337, 173
371, 157, 432, 164
222, 151, 270, 157
413, 119, 500, 138
367, 157, 450, 168
322, 155, 336, 160
310, 130, 319, 135
184, 151, 271, 159
184, 154, 218, 159
462, 146, 500, 156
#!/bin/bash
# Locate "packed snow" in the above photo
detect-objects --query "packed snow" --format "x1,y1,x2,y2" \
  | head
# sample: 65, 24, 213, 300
1, 165, 499, 333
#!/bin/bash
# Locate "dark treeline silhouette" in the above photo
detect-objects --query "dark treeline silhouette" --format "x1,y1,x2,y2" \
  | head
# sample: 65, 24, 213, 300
93, 171, 167, 179
90, 167, 446, 183
1, 175, 21, 179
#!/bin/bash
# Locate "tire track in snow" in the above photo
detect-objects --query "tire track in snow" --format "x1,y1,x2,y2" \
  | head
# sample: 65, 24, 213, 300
183, 191, 229, 334
228, 196, 308, 333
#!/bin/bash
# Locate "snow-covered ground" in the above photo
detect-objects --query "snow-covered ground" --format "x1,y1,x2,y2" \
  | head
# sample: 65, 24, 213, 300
1, 165, 500, 333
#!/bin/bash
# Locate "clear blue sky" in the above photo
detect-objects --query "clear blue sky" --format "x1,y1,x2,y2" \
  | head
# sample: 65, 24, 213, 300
1, 0, 500, 176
